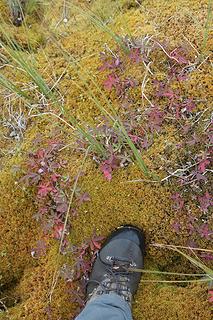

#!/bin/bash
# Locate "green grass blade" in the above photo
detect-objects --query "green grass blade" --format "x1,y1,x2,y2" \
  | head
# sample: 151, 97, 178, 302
0, 73, 30, 100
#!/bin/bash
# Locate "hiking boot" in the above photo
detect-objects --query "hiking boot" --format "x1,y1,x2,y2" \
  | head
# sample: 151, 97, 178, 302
86, 225, 145, 306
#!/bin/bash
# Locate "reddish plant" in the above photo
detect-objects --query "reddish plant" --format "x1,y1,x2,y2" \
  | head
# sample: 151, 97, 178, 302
129, 47, 142, 63
72, 233, 104, 281
208, 290, 213, 303
103, 73, 120, 91
171, 193, 184, 211
172, 221, 181, 233
169, 47, 189, 64
146, 106, 164, 132
21, 140, 91, 252
100, 155, 120, 181
60, 233, 105, 310
90, 36, 212, 257
198, 192, 212, 212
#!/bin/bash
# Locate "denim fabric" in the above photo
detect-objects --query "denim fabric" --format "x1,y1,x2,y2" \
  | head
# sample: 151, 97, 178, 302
75, 293, 132, 320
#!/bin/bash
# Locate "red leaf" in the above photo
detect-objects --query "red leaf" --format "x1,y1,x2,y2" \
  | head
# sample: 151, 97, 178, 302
172, 221, 181, 233
77, 192, 91, 205
208, 290, 213, 303
169, 48, 188, 64
200, 252, 213, 261
141, 137, 151, 150
56, 202, 68, 214
162, 89, 176, 99
198, 191, 212, 212
37, 182, 54, 197
207, 131, 213, 144
198, 159, 210, 173
103, 74, 120, 90
51, 173, 61, 182
129, 48, 142, 63
186, 133, 199, 146
93, 235, 105, 242
39, 206, 49, 215
182, 98, 195, 112
154, 80, 178, 100
182, 125, 190, 134
197, 223, 212, 240
100, 155, 120, 181
171, 192, 184, 210
53, 223, 64, 240
100, 163, 112, 181
20, 172, 41, 186
31, 240, 47, 258
147, 107, 164, 132
129, 134, 140, 143
92, 240, 102, 250
195, 172, 207, 182
36, 149, 45, 160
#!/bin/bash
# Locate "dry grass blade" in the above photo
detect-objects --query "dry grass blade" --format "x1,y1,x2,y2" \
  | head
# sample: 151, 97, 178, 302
152, 243, 213, 279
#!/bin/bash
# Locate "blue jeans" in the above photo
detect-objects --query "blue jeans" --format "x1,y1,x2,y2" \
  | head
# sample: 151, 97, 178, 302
75, 293, 132, 320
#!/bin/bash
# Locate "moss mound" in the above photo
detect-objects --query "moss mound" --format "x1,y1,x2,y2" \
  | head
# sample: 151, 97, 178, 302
0, 0, 212, 319
0, 164, 39, 286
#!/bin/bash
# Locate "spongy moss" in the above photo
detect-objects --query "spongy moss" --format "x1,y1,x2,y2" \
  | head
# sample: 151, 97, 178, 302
0, 162, 39, 286
0, 0, 212, 319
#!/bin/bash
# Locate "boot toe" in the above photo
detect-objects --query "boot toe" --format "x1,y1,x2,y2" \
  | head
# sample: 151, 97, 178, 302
105, 225, 145, 254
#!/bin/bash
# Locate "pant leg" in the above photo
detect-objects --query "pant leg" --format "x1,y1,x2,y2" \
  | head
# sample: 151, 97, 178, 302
75, 293, 133, 320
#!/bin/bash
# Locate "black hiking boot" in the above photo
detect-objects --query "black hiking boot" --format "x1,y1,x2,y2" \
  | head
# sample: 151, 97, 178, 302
86, 225, 145, 306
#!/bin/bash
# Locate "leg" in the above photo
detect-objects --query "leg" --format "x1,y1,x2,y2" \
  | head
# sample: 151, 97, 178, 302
75, 293, 132, 320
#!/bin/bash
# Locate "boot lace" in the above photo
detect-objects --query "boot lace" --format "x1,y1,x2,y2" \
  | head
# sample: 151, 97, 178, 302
88, 254, 136, 304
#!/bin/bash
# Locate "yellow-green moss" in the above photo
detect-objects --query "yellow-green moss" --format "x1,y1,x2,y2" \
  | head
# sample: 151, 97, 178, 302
3, 244, 75, 320
0, 164, 40, 285
0, 0, 46, 49
0, 0, 212, 319
134, 283, 211, 320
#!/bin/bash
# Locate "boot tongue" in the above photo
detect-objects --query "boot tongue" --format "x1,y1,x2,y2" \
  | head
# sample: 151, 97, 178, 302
100, 238, 143, 269
106, 256, 136, 271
